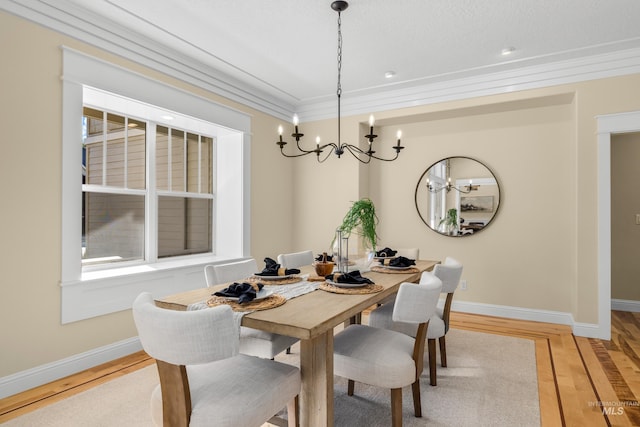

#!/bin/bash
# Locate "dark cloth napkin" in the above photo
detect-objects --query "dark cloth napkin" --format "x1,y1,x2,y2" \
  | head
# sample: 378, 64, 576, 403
214, 282, 263, 304
375, 247, 397, 257
325, 270, 374, 285
254, 257, 300, 276
316, 254, 334, 262
388, 256, 416, 268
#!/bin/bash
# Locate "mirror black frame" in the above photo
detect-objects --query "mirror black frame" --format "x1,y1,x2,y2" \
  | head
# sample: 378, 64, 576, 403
414, 156, 501, 237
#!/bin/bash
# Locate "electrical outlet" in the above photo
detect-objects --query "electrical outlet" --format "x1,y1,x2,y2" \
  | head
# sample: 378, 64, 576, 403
636, 214, 640, 225
460, 280, 468, 291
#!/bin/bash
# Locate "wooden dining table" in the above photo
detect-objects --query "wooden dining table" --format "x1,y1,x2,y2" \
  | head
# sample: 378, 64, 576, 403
155, 259, 438, 427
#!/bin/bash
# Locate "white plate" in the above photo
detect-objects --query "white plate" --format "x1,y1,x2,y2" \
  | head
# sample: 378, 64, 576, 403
374, 255, 397, 261
253, 274, 296, 280
382, 265, 413, 270
225, 289, 273, 301
326, 279, 370, 288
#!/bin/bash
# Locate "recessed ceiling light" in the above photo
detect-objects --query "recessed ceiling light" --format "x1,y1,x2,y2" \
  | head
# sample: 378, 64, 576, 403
161, 115, 174, 121
501, 47, 516, 56
384, 71, 396, 79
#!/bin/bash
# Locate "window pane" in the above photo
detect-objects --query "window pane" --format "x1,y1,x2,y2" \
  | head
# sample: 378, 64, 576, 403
83, 107, 104, 185
158, 197, 212, 258
106, 113, 125, 187
127, 119, 146, 190
171, 129, 185, 192
201, 136, 213, 194
186, 133, 199, 193
83, 193, 145, 264
85, 141, 103, 185
83, 107, 103, 137
156, 125, 169, 191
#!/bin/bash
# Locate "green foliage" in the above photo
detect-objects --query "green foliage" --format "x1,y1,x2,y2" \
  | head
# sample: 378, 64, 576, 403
439, 208, 458, 228
337, 198, 379, 249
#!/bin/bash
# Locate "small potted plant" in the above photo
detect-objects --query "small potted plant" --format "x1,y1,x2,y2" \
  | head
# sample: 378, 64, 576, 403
332, 198, 379, 271
439, 208, 459, 235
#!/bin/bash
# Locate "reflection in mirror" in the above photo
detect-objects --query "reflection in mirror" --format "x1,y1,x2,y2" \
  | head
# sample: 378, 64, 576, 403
415, 157, 500, 237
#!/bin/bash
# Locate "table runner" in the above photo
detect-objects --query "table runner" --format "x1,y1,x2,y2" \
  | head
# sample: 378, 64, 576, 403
187, 274, 321, 330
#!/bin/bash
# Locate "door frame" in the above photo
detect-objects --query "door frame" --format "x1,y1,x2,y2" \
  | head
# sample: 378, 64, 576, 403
596, 110, 640, 340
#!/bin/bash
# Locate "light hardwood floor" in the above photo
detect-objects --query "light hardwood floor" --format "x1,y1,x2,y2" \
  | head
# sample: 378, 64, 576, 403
1, 311, 639, 426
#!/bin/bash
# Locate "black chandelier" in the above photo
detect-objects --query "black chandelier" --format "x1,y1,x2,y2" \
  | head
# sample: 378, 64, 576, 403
276, 1, 404, 164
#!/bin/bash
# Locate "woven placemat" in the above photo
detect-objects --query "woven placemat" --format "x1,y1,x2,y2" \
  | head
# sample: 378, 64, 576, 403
319, 282, 384, 294
307, 275, 327, 282
370, 266, 420, 274
206, 294, 287, 312
247, 275, 303, 285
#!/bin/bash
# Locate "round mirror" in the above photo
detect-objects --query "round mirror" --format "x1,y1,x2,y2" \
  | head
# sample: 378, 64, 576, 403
415, 156, 500, 237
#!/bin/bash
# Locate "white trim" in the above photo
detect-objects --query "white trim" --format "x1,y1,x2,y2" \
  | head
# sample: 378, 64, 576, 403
572, 322, 603, 339
596, 111, 640, 340
3, 1, 640, 121
61, 48, 251, 323
0, 337, 142, 400
1, 0, 294, 119
297, 47, 640, 120
450, 300, 573, 326
448, 300, 602, 339
63, 260, 206, 324
612, 298, 640, 313
597, 128, 612, 340
596, 110, 640, 340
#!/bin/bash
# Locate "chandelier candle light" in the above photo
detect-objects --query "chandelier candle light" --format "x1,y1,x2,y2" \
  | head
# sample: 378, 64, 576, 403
426, 177, 478, 194
276, 1, 405, 164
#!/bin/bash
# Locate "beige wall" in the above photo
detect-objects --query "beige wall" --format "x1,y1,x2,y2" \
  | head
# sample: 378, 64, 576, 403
611, 132, 640, 301
3, 8, 640, 381
0, 11, 292, 377
292, 77, 640, 327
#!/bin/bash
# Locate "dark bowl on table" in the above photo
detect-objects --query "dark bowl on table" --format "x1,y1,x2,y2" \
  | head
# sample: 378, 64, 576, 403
313, 262, 335, 277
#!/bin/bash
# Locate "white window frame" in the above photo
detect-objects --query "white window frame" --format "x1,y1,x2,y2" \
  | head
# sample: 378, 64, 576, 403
82, 89, 217, 267
61, 47, 251, 323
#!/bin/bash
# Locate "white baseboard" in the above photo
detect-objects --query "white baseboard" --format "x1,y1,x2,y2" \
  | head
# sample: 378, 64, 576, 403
612, 298, 640, 312
450, 300, 604, 339
0, 337, 142, 400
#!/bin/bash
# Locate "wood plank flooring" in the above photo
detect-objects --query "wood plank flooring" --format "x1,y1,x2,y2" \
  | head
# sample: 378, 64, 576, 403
1, 311, 639, 426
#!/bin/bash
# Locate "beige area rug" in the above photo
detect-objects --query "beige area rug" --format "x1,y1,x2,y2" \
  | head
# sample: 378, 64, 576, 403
4, 329, 539, 427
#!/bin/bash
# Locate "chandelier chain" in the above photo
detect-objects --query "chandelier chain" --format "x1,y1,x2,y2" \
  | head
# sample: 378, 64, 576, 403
336, 11, 342, 97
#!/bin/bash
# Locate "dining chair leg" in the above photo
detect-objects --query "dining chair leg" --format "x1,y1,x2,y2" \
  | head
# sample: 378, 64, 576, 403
286, 395, 299, 427
439, 336, 447, 367
411, 379, 422, 417
428, 338, 437, 386
347, 379, 355, 396
390, 388, 403, 427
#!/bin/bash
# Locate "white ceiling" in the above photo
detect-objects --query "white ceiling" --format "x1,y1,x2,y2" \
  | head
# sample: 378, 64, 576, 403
5, 0, 640, 119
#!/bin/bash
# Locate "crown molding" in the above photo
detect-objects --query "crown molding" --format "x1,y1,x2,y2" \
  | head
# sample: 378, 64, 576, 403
3, 0, 640, 123
1, 0, 296, 119
296, 46, 640, 121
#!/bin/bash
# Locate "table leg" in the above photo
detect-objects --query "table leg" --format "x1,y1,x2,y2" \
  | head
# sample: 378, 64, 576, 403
299, 331, 334, 427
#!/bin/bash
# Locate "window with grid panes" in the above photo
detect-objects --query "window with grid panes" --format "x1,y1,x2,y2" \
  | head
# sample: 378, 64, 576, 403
82, 105, 214, 267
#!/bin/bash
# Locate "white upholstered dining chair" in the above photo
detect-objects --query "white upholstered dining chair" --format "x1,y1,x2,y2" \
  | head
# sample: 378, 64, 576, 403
132, 292, 301, 427
211, 258, 258, 284
395, 248, 420, 260
333, 275, 442, 427
209, 259, 298, 359
369, 257, 463, 386
277, 250, 314, 269
203, 264, 217, 287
